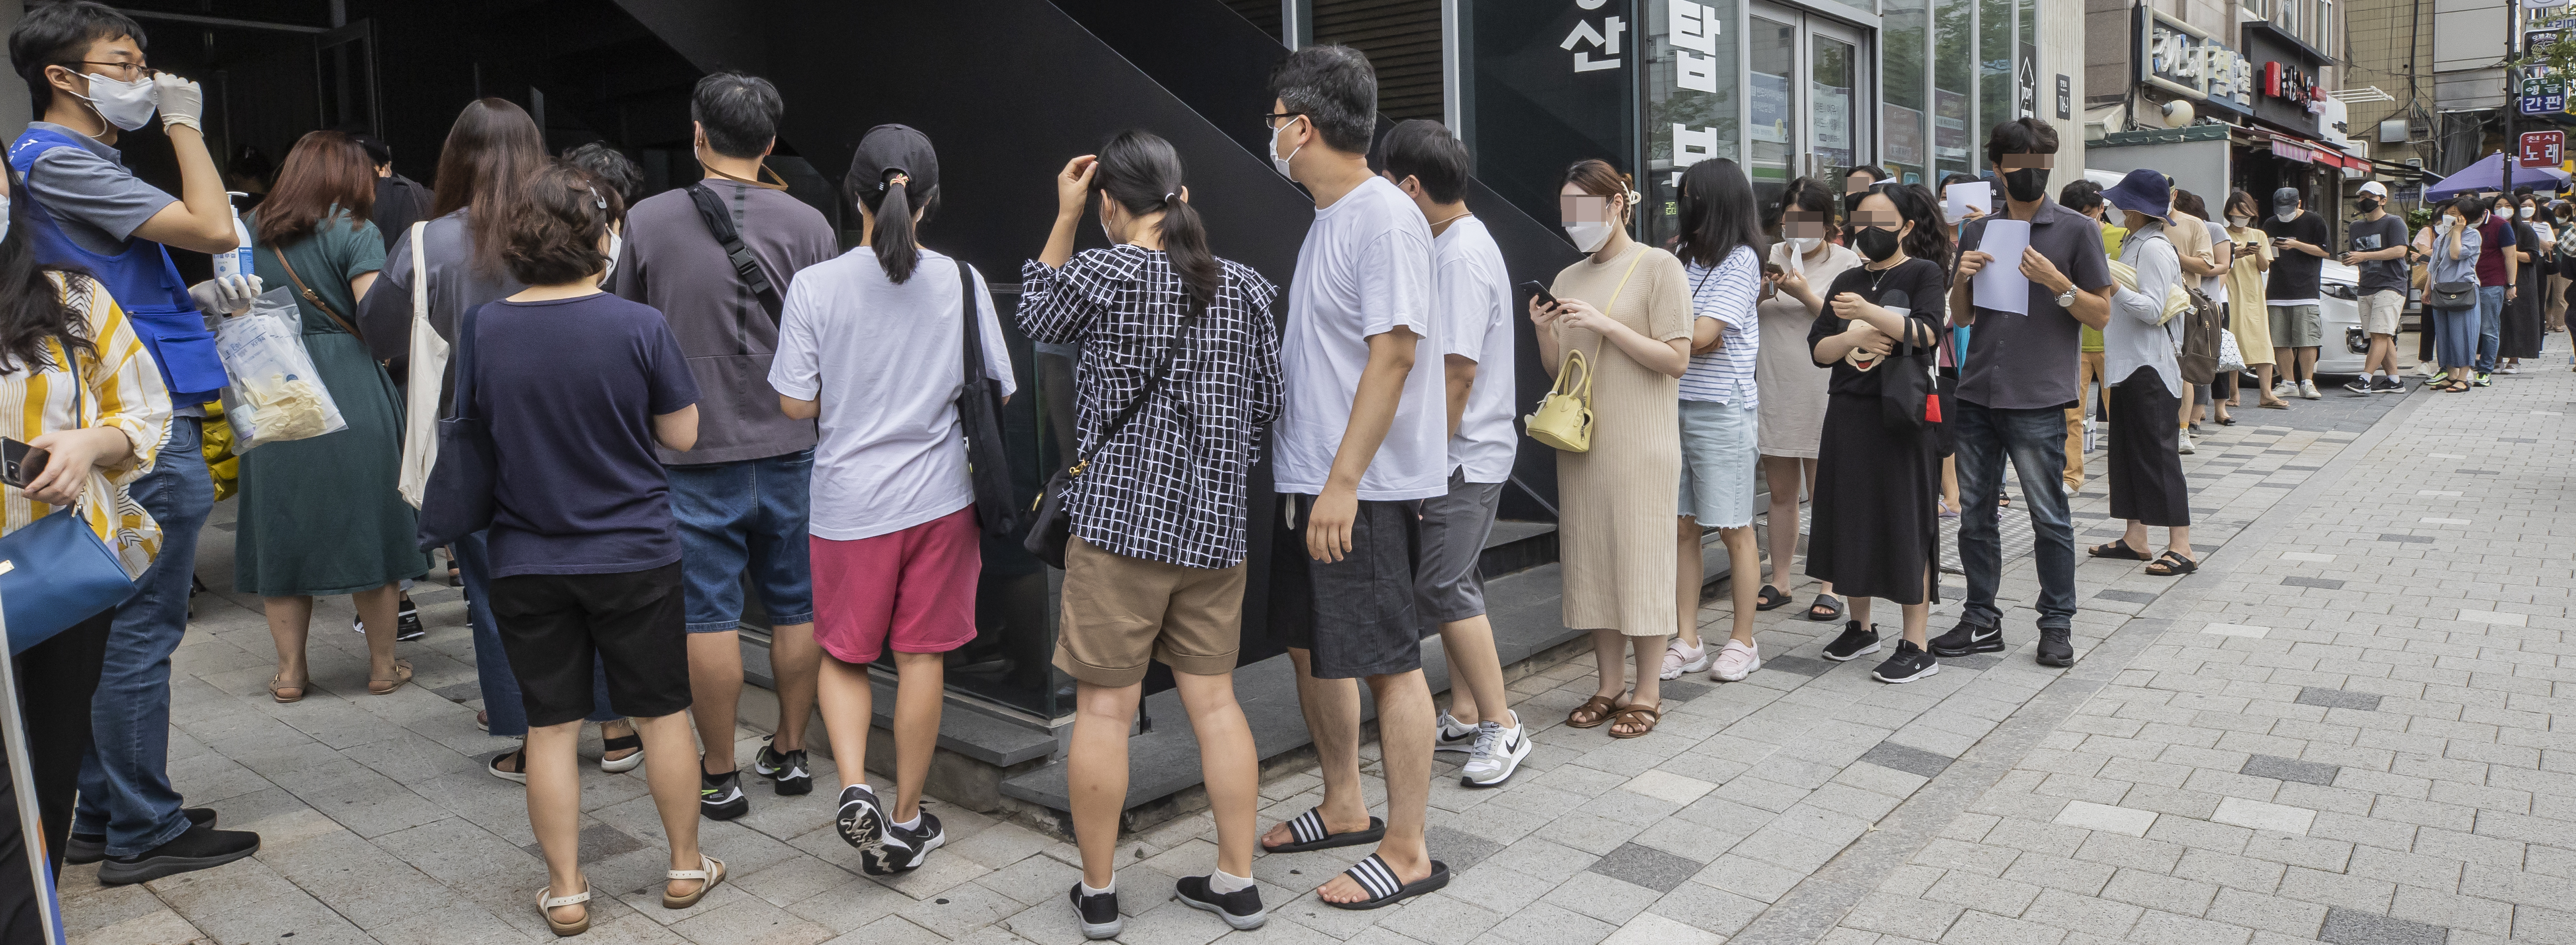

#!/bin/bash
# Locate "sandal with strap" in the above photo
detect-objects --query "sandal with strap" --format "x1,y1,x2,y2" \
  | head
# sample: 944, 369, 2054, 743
1607, 703, 1662, 740
2088, 540, 2152, 560
1753, 585, 1793, 611
1262, 806, 1386, 853
1807, 594, 1842, 622
367, 659, 413, 696
1321, 854, 1450, 911
1566, 694, 1620, 729
538, 879, 591, 937
2145, 551, 2199, 576
662, 854, 726, 909
600, 730, 644, 774
267, 674, 308, 704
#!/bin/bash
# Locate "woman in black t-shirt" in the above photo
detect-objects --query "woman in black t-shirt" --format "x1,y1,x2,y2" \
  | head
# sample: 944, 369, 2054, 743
1806, 185, 1949, 684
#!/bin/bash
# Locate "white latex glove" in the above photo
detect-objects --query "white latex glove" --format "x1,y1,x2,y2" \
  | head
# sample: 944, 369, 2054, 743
154, 71, 204, 133
189, 274, 262, 316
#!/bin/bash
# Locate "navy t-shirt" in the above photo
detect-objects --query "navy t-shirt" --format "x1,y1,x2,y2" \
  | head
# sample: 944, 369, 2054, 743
468, 292, 700, 577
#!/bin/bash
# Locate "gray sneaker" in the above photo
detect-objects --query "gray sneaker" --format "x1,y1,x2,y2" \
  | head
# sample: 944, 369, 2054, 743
1459, 717, 1532, 788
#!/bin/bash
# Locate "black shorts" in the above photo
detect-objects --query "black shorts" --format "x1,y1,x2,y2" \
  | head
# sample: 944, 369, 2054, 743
487, 562, 692, 727
1268, 493, 1424, 680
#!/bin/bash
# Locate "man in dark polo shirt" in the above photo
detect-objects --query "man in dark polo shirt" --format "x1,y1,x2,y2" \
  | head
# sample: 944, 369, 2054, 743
1941, 119, 2115, 668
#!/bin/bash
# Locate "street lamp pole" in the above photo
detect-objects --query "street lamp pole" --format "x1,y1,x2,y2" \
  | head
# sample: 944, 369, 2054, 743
2507, 0, 2520, 195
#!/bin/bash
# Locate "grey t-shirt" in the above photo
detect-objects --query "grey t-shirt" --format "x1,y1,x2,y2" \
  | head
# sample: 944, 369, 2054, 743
1953, 199, 2115, 410
2348, 215, 2410, 297
356, 209, 526, 417
20, 122, 177, 256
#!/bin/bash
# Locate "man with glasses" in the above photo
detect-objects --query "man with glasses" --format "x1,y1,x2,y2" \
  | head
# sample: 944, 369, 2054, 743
5, 0, 259, 884
1942, 118, 2114, 669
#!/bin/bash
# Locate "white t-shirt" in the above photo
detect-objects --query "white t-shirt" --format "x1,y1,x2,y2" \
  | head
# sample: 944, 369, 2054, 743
768, 245, 1015, 540
1435, 216, 1518, 485
1273, 176, 1444, 501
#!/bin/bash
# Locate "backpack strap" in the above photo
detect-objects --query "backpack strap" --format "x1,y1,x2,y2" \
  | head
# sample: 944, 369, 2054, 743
685, 182, 784, 341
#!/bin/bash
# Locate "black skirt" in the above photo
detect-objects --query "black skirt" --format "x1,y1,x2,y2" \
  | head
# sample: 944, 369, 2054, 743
2504, 267, 2546, 359
1807, 393, 1940, 605
2107, 366, 2190, 527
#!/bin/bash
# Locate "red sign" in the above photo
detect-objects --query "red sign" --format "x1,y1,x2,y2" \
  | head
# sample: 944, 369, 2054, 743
2523, 130, 2565, 168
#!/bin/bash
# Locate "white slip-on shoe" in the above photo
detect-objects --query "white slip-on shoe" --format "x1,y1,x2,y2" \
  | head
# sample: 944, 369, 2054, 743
1709, 639, 1761, 681
1659, 640, 1709, 680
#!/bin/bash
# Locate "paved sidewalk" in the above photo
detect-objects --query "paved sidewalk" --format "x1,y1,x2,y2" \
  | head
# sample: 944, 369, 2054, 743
62, 348, 2564, 945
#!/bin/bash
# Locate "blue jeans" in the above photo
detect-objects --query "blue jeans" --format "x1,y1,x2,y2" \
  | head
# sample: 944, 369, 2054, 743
2475, 285, 2506, 373
73, 419, 211, 856
667, 450, 815, 632
1951, 401, 2078, 632
2435, 306, 2480, 370
456, 531, 619, 737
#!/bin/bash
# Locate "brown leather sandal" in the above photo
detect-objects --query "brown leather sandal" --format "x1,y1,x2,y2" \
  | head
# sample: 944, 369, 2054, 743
1606, 703, 1662, 739
367, 659, 413, 696
1567, 695, 1619, 729
267, 674, 308, 704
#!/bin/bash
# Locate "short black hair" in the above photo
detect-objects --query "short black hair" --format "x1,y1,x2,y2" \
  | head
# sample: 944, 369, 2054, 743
1849, 165, 1891, 185
1983, 117, 2060, 167
691, 71, 785, 159
562, 141, 643, 208
349, 133, 393, 168
1268, 44, 1376, 155
2058, 179, 2104, 212
1375, 119, 1469, 204
8, 1, 146, 119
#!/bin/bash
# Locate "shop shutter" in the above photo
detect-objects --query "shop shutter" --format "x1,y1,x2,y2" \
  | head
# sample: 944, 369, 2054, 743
1313, 0, 1445, 122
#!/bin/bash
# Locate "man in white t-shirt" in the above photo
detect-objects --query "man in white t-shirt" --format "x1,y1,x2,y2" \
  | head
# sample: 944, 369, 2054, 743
1374, 120, 1530, 790
1255, 46, 1449, 911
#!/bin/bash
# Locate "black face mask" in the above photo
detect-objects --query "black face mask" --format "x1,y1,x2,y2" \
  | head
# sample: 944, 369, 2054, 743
1853, 226, 1901, 262
2357, 199, 2380, 215
2002, 167, 2048, 202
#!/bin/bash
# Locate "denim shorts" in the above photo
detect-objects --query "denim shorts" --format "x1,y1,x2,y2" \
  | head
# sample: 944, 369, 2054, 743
1678, 399, 1759, 528
667, 449, 816, 632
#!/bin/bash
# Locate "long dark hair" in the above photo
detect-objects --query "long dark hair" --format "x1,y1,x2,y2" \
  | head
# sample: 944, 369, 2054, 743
428, 98, 547, 274
254, 131, 375, 247
1673, 159, 1764, 270
0, 166, 90, 372
852, 169, 936, 285
1093, 130, 1219, 316
1863, 183, 1950, 271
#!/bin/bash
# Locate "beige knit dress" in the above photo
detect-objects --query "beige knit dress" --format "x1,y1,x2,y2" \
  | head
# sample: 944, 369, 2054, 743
1548, 244, 1693, 636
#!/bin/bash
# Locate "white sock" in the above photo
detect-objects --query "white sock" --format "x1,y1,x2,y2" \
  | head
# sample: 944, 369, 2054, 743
1082, 877, 1114, 897
1208, 869, 1254, 894
894, 811, 921, 831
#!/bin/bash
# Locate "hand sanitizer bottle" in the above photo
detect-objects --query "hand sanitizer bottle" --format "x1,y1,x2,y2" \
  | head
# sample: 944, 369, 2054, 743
212, 192, 253, 281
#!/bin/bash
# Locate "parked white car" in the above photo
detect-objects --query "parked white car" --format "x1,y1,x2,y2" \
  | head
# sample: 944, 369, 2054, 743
2315, 260, 2365, 377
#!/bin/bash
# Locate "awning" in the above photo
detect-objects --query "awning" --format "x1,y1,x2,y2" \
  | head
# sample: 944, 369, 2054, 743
2271, 139, 2315, 163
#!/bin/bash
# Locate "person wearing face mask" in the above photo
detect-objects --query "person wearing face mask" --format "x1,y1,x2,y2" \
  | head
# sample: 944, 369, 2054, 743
2339, 181, 2410, 393
2424, 199, 2483, 392
1751, 178, 1857, 621
2465, 193, 2517, 385
2056, 180, 2110, 492
562, 141, 639, 288
2221, 190, 2284, 404
2499, 195, 2546, 373
612, 71, 835, 820
2088, 169, 2195, 577
1943, 119, 2115, 669
2547, 201, 2572, 334
5, 0, 261, 885
2259, 188, 2331, 399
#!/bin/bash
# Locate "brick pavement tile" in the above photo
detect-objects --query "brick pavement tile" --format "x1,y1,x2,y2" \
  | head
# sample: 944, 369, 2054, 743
1484, 901, 1617, 945
2054, 801, 2157, 837
2203, 886, 2329, 937
1688, 852, 1804, 903
2121, 908, 2255, 945
2315, 906, 2447, 945
2100, 868, 2220, 916
1840, 892, 1968, 937
2303, 811, 2418, 853
2143, 814, 2254, 854
2018, 887, 2144, 935
1925, 869, 2045, 915
2074, 830, 2187, 873
2210, 797, 2318, 835
1912, 837, 2022, 876
1585, 842, 1702, 893
2276, 866, 2398, 913
1540, 871, 1663, 926
1373, 892, 1507, 945
1601, 911, 1725, 945
2386, 883, 2515, 937
1938, 909, 2068, 945
1997, 852, 2118, 896
2241, 754, 2340, 785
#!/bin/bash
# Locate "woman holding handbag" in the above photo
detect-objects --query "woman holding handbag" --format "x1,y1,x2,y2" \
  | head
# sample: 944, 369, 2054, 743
2426, 199, 2484, 392
2087, 170, 2194, 577
1535, 159, 1691, 738
2220, 191, 2284, 408
239, 130, 427, 701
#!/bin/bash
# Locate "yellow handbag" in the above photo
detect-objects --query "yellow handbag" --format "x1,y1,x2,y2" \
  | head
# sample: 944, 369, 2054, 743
1525, 249, 1646, 453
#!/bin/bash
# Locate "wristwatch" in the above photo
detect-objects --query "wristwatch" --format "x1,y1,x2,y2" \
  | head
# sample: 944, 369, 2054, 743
2054, 286, 2079, 308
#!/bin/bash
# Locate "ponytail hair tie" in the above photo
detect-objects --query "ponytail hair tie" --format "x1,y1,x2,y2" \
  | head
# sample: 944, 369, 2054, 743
881, 172, 910, 192
1164, 191, 1177, 204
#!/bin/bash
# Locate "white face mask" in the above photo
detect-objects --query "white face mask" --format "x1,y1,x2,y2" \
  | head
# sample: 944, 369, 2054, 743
2275, 209, 2297, 223
2520, 206, 2536, 219
1565, 221, 1616, 253
1270, 116, 1306, 181
2228, 215, 2251, 228
72, 69, 158, 132
598, 229, 622, 286
2436, 217, 2455, 234
1786, 236, 1823, 256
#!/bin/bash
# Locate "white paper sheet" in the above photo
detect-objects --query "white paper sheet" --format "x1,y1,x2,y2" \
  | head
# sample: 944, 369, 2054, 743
1943, 181, 1991, 226
1971, 219, 2033, 316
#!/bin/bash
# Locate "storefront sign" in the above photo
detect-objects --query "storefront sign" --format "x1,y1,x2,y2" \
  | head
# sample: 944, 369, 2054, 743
1886, 102, 1925, 166
2057, 74, 2072, 120
1465, 0, 1636, 234
2523, 75, 2567, 115
1560, 10, 1627, 71
2271, 139, 2314, 163
2137, 8, 2212, 100
1670, 0, 1719, 93
2523, 130, 2564, 168
2204, 45, 2253, 114
2531, 29, 2567, 48
1935, 89, 1969, 163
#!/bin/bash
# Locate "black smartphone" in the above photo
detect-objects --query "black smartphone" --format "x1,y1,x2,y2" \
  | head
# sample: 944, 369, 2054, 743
1, 438, 47, 490
1518, 280, 1558, 309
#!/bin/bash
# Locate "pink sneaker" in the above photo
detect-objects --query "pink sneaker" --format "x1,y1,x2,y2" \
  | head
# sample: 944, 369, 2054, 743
1710, 639, 1761, 681
1660, 640, 1709, 680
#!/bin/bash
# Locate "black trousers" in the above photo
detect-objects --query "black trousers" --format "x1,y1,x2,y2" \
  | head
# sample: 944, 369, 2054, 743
0, 611, 110, 938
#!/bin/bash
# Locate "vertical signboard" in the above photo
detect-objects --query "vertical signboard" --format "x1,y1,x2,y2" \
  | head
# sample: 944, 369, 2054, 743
1464, 0, 1640, 231
1644, 0, 1736, 244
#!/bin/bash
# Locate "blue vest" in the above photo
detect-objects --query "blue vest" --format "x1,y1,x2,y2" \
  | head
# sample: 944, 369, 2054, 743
8, 126, 227, 401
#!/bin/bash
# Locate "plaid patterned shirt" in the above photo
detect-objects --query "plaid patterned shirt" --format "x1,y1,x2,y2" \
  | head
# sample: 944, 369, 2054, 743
1017, 246, 1283, 570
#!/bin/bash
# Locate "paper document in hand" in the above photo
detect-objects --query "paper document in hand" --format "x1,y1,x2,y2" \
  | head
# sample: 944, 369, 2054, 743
1943, 181, 1990, 225
1972, 219, 2032, 316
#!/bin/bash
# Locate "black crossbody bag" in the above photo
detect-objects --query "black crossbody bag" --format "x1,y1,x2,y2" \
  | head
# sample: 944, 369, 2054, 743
1023, 301, 1206, 569
685, 183, 784, 348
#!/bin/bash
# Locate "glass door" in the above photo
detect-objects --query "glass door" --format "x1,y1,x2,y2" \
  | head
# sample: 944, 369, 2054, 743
1745, 3, 1875, 221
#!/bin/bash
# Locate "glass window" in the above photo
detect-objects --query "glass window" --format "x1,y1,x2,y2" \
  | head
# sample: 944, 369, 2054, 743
1884, 0, 1930, 185
1749, 16, 1799, 215
1935, 0, 1974, 178
1978, 0, 2010, 163
1812, 35, 1863, 183
1645, 0, 1740, 246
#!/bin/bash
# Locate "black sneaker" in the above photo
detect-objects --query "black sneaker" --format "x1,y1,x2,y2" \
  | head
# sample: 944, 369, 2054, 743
753, 740, 812, 796
2373, 375, 2406, 393
1820, 621, 1883, 662
698, 768, 749, 821
2036, 627, 2075, 667
1175, 874, 1267, 930
877, 811, 943, 874
1870, 640, 1940, 684
1929, 620, 2004, 657
1070, 883, 1123, 940
97, 823, 260, 885
395, 595, 425, 641
67, 807, 218, 865
2342, 377, 2372, 394
836, 784, 910, 875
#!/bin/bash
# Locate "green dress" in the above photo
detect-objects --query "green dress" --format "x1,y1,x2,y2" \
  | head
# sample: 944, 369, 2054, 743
234, 210, 429, 596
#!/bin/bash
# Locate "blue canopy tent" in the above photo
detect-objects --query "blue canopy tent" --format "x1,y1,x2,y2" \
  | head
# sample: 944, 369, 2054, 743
2426, 152, 2571, 199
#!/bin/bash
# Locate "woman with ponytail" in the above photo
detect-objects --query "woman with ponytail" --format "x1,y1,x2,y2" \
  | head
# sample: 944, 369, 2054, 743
1017, 129, 1282, 937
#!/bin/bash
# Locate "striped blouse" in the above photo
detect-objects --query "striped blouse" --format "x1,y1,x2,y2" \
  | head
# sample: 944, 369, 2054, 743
0, 272, 172, 578
1678, 245, 1762, 406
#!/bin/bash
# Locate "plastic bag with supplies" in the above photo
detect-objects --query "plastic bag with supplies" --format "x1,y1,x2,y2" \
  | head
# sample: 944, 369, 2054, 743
214, 287, 345, 450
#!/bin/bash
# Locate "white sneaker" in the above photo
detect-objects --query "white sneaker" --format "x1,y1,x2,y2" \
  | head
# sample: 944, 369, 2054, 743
1709, 639, 1761, 681
1459, 716, 1531, 788
1659, 640, 1709, 680
2417, 363, 2440, 378
2178, 432, 2195, 455
2299, 380, 2321, 400
1433, 713, 1477, 753
2272, 381, 2297, 398
2500, 365, 2521, 374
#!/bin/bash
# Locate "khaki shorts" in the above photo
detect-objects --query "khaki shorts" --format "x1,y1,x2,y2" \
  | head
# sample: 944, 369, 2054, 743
2361, 290, 2403, 337
2268, 304, 2323, 348
1054, 536, 1245, 687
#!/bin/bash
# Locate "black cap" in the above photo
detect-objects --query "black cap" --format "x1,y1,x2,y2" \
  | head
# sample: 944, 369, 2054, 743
848, 124, 937, 200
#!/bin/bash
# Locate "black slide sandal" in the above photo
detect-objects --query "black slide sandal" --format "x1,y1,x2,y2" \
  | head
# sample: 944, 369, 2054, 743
1323, 856, 1449, 910
1262, 808, 1386, 854
1806, 595, 1841, 622
2145, 551, 2199, 576
1755, 585, 1792, 610
2088, 540, 2152, 560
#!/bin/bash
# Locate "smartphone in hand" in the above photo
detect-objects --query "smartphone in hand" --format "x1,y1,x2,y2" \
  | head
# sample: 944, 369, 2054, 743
1, 438, 48, 490
1518, 280, 1559, 310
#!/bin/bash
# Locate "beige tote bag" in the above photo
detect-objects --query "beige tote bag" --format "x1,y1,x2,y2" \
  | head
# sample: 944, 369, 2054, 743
396, 221, 447, 509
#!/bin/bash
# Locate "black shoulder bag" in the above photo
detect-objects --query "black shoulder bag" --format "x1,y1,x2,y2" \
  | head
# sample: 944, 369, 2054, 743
1875, 282, 1942, 432
1023, 295, 1207, 570
685, 183, 784, 340
955, 260, 1024, 540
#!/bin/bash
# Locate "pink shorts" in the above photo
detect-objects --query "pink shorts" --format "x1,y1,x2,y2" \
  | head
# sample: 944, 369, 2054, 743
810, 506, 981, 665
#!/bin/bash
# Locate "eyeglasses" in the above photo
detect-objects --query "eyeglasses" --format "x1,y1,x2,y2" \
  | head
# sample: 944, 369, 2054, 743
59, 60, 154, 80
1260, 111, 1306, 132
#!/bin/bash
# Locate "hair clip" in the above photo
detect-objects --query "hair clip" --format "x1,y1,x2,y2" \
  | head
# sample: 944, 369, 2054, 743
588, 185, 605, 210
882, 172, 910, 191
